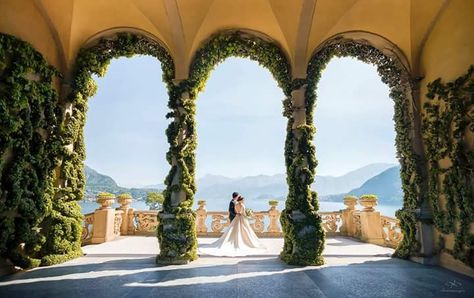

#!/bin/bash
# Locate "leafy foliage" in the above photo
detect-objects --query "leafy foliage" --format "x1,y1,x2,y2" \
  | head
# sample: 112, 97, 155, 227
67, 32, 176, 264
359, 194, 378, 200
158, 30, 293, 264
423, 66, 474, 267
184, 31, 325, 266
2, 30, 446, 268
97, 192, 115, 198
118, 193, 132, 199
146, 192, 164, 210
305, 38, 424, 261
0, 33, 83, 268
268, 200, 279, 205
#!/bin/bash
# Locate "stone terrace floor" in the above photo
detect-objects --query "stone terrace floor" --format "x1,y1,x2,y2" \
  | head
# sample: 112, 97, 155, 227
0, 237, 473, 297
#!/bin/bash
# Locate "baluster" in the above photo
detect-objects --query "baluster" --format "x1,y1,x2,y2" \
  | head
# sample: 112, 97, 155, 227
267, 200, 281, 233
251, 213, 265, 233
340, 195, 357, 236
196, 200, 208, 233
211, 214, 226, 233
117, 193, 133, 235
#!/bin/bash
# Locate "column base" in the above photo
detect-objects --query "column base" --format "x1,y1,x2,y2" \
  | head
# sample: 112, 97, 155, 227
155, 256, 191, 265
410, 255, 437, 265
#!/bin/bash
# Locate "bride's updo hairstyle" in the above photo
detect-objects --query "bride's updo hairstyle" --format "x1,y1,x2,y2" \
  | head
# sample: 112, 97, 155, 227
237, 196, 244, 202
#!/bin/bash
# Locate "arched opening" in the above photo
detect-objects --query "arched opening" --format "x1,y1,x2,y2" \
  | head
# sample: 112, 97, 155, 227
193, 57, 286, 252
81, 55, 169, 213
314, 57, 401, 214
65, 32, 175, 255
313, 56, 403, 256
195, 57, 286, 210
154, 30, 327, 265
306, 35, 425, 260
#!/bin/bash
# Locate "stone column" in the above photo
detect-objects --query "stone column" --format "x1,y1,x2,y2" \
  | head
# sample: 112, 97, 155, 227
411, 199, 436, 265
280, 81, 325, 266
358, 195, 384, 245
157, 84, 198, 264
291, 87, 306, 129
117, 194, 134, 235
91, 194, 117, 244
340, 196, 357, 236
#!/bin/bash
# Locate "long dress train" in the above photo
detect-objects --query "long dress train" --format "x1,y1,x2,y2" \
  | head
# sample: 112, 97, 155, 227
198, 202, 266, 257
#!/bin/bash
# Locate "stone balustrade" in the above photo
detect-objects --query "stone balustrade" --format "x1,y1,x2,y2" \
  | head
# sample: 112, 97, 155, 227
319, 211, 343, 236
81, 194, 403, 249
81, 212, 94, 245
195, 200, 283, 237
130, 211, 160, 235
381, 215, 403, 248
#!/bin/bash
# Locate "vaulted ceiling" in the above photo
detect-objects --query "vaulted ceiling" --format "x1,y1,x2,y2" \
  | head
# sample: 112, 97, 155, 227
0, 0, 453, 78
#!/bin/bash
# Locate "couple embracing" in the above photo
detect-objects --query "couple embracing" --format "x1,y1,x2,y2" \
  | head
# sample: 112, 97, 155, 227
199, 192, 266, 257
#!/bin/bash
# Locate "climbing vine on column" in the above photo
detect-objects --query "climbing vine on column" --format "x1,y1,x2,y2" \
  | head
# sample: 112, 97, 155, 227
423, 66, 474, 267
158, 30, 294, 263
66, 33, 175, 263
0, 33, 65, 268
306, 38, 424, 260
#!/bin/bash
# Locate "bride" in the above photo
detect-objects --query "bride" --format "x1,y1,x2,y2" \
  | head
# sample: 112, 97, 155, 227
198, 196, 266, 257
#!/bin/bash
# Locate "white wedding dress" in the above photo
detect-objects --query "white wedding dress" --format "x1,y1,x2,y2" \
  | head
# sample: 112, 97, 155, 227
198, 202, 267, 257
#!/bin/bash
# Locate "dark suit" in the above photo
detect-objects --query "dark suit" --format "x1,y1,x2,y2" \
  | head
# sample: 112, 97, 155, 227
228, 200, 236, 221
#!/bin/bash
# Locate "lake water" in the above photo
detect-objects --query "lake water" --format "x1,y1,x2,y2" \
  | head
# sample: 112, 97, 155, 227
79, 199, 399, 217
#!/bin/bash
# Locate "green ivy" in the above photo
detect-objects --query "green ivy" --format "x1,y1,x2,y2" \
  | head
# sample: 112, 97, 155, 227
0, 33, 69, 268
187, 31, 291, 95
280, 120, 325, 265
305, 38, 423, 260
167, 30, 326, 266
423, 65, 474, 267
158, 30, 295, 264
0, 31, 434, 268
66, 33, 175, 264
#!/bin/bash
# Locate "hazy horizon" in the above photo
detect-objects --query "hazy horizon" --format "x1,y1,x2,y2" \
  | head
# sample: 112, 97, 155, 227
86, 161, 398, 189
85, 56, 398, 188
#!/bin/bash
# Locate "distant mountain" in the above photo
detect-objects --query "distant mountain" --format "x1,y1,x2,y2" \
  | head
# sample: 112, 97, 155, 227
348, 165, 403, 204
198, 174, 235, 189
195, 173, 287, 203
313, 163, 396, 195
321, 166, 403, 205
84, 163, 402, 206
84, 166, 162, 200
85, 165, 124, 194
142, 183, 166, 189
194, 163, 396, 203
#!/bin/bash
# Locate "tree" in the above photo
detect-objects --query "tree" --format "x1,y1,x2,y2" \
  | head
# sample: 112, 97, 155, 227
146, 192, 164, 210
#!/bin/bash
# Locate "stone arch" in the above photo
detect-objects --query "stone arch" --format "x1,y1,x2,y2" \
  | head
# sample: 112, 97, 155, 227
305, 31, 429, 260
58, 32, 175, 263
81, 27, 174, 60
188, 29, 293, 96
72, 31, 175, 85
156, 29, 299, 264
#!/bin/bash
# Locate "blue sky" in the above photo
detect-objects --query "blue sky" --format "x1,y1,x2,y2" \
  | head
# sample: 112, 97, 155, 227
85, 56, 397, 187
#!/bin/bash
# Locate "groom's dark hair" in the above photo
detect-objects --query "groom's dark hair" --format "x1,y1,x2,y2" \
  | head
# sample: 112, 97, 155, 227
232, 192, 239, 199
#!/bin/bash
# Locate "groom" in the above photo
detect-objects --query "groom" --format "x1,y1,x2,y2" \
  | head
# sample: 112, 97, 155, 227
228, 192, 239, 222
